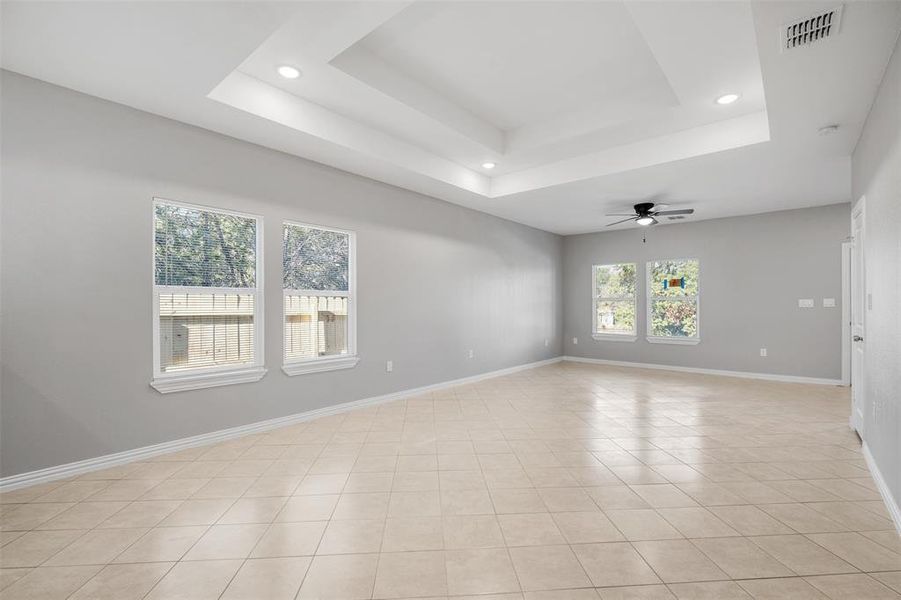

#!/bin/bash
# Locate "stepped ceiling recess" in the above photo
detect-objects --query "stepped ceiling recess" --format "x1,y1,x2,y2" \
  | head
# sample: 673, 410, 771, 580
2, 1, 900, 232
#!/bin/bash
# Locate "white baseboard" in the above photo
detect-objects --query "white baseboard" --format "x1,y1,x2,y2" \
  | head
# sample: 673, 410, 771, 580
863, 443, 901, 535
0, 356, 563, 492
562, 355, 843, 386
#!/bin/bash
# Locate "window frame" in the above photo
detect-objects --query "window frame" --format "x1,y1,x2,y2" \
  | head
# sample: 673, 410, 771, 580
150, 198, 266, 393
281, 219, 359, 376
646, 257, 700, 345
591, 263, 638, 342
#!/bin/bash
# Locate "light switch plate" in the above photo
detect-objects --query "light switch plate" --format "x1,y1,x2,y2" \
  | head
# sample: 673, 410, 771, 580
823, 298, 836, 307
798, 299, 814, 308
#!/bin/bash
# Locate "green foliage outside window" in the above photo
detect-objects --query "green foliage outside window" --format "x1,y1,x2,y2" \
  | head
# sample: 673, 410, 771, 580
596, 263, 636, 297
283, 224, 349, 291
155, 203, 257, 288
649, 258, 699, 338
595, 263, 636, 333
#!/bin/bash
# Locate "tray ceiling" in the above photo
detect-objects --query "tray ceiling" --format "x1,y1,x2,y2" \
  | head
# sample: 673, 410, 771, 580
217, 0, 770, 196
2, 1, 900, 233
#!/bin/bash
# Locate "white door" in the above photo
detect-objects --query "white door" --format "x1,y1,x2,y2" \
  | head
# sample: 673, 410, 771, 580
850, 199, 866, 435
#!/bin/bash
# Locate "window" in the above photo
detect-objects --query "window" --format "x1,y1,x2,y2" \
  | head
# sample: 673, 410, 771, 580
151, 199, 265, 392
647, 258, 700, 344
592, 263, 637, 341
282, 221, 358, 375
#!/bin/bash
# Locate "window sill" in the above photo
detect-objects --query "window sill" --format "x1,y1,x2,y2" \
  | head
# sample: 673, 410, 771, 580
151, 366, 267, 394
592, 333, 637, 342
283, 355, 360, 376
646, 336, 700, 346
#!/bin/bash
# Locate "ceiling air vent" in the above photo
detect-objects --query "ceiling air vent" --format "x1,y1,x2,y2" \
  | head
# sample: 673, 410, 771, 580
782, 6, 842, 51
667, 216, 686, 221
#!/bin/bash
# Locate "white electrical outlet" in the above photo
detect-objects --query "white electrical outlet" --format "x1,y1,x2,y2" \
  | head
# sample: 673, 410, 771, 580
760, 348, 767, 357
467, 349, 474, 359
572, 337, 578, 345
798, 298, 814, 308
823, 298, 836, 308
386, 360, 393, 373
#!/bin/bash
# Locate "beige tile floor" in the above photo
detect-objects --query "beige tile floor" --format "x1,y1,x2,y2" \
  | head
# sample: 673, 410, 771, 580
1, 362, 899, 600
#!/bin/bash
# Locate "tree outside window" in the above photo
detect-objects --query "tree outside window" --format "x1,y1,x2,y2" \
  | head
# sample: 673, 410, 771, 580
593, 263, 637, 338
648, 258, 699, 340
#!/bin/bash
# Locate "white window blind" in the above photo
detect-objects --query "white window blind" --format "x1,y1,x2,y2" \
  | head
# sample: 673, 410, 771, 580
647, 257, 700, 343
283, 222, 357, 374
592, 263, 637, 339
152, 200, 264, 391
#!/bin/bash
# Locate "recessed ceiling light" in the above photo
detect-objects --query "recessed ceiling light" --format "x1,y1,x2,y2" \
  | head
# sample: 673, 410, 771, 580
277, 65, 302, 80
715, 93, 740, 105
482, 162, 496, 169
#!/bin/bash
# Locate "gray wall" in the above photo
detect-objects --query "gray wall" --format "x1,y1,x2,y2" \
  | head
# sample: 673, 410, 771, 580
562, 204, 850, 379
0, 71, 563, 477
851, 33, 900, 512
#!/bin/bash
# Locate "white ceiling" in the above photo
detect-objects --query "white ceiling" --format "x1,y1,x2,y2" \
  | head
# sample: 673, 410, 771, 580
2, 1, 899, 234
348, 2, 678, 131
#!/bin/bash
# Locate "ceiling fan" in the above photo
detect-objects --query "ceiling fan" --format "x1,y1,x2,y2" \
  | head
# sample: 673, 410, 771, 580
606, 202, 694, 227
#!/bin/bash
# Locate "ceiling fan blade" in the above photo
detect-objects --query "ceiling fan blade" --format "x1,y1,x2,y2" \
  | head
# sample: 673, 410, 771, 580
605, 213, 638, 217
606, 216, 639, 227
653, 209, 694, 216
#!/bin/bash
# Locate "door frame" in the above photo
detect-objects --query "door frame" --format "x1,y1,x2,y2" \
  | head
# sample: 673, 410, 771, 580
849, 196, 866, 435
841, 240, 851, 386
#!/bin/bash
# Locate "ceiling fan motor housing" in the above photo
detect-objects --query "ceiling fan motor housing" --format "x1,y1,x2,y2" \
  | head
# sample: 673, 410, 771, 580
634, 202, 656, 215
